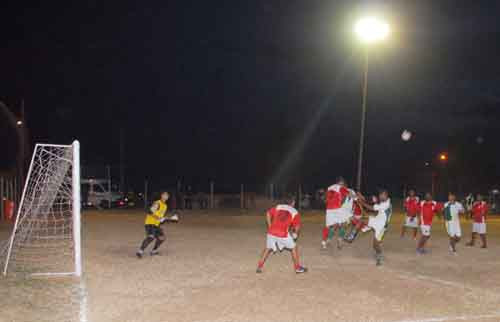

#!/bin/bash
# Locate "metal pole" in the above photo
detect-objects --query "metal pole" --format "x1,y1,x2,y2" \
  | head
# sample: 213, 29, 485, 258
144, 179, 148, 211
72, 141, 82, 277
0, 177, 4, 220
107, 165, 112, 208
240, 184, 244, 209
210, 181, 214, 209
356, 51, 369, 192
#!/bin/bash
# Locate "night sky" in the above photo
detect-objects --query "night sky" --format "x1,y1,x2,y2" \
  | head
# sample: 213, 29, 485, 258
1, 1, 500, 194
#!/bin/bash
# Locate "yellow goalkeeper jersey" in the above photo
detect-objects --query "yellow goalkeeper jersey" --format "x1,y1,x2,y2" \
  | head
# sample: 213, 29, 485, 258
145, 200, 167, 226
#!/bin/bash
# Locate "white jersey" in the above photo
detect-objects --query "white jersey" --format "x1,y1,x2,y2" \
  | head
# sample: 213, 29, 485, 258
443, 202, 464, 222
341, 189, 356, 214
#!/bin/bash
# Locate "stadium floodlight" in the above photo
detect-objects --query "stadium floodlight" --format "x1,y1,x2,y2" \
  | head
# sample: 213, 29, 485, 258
354, 16, 390, 191
439, 153, 448, 162
355, 16, 390, 44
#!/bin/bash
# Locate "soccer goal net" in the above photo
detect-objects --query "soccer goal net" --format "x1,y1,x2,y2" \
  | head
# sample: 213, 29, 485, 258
2, 141, 81, 277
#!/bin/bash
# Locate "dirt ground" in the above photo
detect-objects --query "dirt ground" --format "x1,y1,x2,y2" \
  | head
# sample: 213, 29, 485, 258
1, 207, 500, 322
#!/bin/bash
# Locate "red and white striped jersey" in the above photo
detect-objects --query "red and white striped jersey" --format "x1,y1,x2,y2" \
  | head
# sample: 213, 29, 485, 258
326, 184, 350, 210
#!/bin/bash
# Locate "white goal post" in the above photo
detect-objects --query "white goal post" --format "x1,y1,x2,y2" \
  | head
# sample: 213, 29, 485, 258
2, 141, 81, 277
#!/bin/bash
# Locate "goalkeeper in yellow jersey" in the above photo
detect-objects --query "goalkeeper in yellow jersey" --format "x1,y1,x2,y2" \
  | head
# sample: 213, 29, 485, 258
136, 191, 178, 258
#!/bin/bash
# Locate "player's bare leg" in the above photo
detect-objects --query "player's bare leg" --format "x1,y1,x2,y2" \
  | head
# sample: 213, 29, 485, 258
400, 225, 406, 238
256, 248, 273, 273
416, 235, 430, 254
466, 232, 477, 247
337, 224, 345, 249
449, 236, 460, 254
412, 227, 418, 240
373, 237, 383, 266
480, 234, 487, 248
291, 246, 307, 273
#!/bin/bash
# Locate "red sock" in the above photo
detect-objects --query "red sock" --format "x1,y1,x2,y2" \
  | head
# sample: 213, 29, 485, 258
322, 227, 329, 241
257, 261, 264, 268
294, 263, 301, 270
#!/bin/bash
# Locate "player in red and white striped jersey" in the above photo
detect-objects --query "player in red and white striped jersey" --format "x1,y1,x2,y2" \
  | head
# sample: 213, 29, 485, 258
401, 189, 420, 240
321, 177, 354, 250
416, 193, 442, 254
466, 194, 488, 248
256, 196, 308, 274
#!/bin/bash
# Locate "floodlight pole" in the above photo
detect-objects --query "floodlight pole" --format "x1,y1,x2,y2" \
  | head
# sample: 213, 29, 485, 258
356, 51, 369, 192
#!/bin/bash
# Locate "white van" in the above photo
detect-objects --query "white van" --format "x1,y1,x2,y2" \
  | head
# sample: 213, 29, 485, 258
82, 179, 123, 208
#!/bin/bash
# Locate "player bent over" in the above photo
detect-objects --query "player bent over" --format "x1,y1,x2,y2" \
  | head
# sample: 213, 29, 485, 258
443, 192, 465, 254
321, 177, 352, 250
401, 189, 419, 239
136, 191, 178, 258
416, 193, 440, 255
256, 197, 307, 274
348, 190, 392, 266
466, 194, 488, 249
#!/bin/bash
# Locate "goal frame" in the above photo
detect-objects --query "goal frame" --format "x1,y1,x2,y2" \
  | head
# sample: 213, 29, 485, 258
2, 140, 82, 277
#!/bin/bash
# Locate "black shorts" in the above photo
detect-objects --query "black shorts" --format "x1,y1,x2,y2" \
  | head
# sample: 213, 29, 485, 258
145, 225, 164, 238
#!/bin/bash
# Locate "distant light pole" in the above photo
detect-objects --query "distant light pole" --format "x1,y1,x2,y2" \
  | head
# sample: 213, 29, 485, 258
354, 17, 390, 191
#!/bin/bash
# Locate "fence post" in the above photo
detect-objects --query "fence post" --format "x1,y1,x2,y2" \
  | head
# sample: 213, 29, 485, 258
144, 179, 148, 211
0, 177, 4, 220
298, 184, 302, 209
210, 181, 214, 209
240, 184, 244, 209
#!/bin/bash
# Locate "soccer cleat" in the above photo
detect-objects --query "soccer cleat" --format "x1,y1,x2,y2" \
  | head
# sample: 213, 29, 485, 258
256, 267, 263, 273
295, 266, 308, 274
375, 257, 383, 266
136, 250, 144, 259
416, 248, 427, 255
150, 249, 160, 256
321, 240, 328, 250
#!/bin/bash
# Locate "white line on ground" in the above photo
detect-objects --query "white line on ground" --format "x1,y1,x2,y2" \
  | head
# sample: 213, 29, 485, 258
395, 311, 500, 322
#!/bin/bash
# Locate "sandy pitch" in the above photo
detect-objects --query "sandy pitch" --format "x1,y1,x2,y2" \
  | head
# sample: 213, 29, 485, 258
1, 208, 500, 322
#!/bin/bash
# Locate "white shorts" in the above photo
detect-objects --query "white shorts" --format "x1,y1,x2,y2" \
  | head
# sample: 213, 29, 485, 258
266, 234, 296, 252
445, 220, 461, 237
326, 209, 352, 227
404, 215, 419, 228
472, 223, 486, 234
367, 216, 386, 241
420, 225, 431, 236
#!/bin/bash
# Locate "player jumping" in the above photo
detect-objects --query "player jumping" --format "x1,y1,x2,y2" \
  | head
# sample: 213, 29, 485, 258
416, 193, 441, 255
401, 189, 419, 240
321, 177, 353, 250
136, 191, 178, 258
346, 190, 392, 266
466, 194, 488, 249
443, 192, 465, 254
256, 196, 308, 274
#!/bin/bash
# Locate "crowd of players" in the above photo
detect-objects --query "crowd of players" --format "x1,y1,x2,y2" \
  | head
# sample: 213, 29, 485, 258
135, 180, 489, 274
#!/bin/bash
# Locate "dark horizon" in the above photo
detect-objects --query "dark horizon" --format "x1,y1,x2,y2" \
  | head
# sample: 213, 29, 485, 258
1, 1, 500, 195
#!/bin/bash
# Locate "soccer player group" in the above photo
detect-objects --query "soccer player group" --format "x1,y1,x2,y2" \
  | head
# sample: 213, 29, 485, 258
136, 180, 489, 274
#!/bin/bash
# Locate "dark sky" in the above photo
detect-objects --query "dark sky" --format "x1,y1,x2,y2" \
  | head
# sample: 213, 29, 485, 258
1, 1, 500, 193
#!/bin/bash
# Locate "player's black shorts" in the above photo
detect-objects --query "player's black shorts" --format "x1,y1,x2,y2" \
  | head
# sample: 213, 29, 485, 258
145, 225, 164, 238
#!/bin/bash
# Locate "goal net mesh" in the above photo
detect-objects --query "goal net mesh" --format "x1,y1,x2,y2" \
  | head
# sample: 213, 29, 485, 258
2, 143, 79, 276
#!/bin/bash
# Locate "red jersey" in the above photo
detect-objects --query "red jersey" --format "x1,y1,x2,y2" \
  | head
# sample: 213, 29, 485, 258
353, 201, 362, 217
326, 184, 350, 210
404, 196, 420, 217
419, 200, 439, 225
472, 201, 488, 223
267, 205, 301, 238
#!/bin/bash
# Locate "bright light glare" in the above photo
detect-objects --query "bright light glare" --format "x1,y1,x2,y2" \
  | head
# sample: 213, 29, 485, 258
355, 17, 390, 43
439, 153, 448, 161
16, 120, 23, 126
